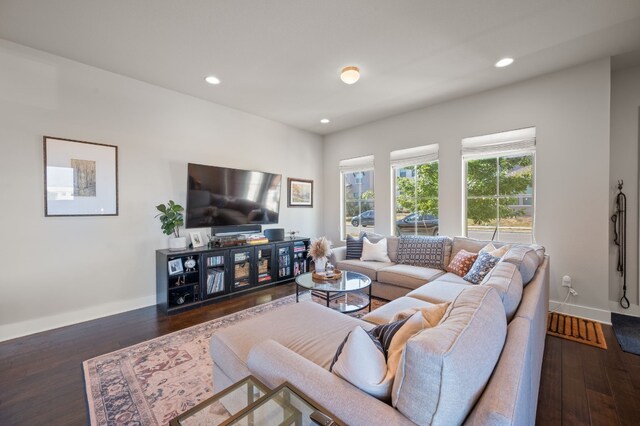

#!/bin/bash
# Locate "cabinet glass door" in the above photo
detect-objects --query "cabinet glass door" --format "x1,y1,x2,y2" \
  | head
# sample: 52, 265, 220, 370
292, 241, 309, 276
276, 243, 293, 280
231, 248, 254, 291
203, 251, 227, 299
255, 245, 275, 285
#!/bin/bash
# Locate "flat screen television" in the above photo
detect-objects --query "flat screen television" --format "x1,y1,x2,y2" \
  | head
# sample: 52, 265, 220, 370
186, 163, 282, 228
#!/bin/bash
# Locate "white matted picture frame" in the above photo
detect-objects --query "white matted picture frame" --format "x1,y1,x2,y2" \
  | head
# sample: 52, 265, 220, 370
168, 258, 183, 275
287, 178, 313, 207
190, 232, 204, 248
43, 136, 118, 216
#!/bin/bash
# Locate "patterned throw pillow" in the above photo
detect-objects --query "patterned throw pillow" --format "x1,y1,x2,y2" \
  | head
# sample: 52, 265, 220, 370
346, 234, 364, 259
446, 249, 478, 277
463, 251, 500, 284
397, 235, 449, 269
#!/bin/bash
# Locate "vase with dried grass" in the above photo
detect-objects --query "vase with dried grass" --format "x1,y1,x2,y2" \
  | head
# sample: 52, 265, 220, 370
308, 237, 332, 272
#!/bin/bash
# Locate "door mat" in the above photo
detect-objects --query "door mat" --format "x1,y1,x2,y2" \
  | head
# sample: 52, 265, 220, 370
547, 312, 607, 350
611, 312, 640, 356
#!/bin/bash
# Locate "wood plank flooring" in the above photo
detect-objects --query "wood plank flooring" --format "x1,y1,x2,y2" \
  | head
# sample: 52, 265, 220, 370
1, 283, 639, 425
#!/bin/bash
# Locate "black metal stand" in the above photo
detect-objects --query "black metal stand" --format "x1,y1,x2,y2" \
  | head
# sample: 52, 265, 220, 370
611, 180, 629, 309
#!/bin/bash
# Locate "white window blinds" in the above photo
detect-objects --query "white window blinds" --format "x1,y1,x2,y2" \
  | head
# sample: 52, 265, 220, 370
462, 127, 536, 157
339, 155, 375, 173
390, 144, 439, 168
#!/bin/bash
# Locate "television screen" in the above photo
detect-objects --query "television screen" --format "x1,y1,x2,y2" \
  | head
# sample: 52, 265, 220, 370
186, 163, 282, 228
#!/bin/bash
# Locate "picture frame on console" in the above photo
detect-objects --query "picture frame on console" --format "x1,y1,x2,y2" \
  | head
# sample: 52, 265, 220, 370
287, 178, 313, 207
168, 259, 183, 275
43, 136, 118, 217
190, 232, 204, 248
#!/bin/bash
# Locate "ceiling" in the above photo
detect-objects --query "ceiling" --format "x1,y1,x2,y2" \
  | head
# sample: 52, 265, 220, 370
1, 1, 640, 135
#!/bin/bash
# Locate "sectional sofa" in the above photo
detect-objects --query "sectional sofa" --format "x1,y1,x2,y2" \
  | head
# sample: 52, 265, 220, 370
209, 236, 549, 425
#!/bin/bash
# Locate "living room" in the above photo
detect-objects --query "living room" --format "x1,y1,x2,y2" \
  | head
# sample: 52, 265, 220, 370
1, 1, 640, 425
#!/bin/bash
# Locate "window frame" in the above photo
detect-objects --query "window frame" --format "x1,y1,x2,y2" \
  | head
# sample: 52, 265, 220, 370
340, 167, 375, 240
391, 159, 440, 237
462, 148, 536, 243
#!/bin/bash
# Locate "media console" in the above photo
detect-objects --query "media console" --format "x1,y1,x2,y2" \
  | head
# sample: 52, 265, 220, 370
156, 237, 311, 315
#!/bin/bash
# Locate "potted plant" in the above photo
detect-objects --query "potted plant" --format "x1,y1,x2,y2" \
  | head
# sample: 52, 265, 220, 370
156, 200, 186, 251
308, 237, 332, 273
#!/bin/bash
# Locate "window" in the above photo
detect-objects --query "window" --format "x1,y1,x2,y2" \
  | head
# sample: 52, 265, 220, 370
340, 156, 375, 238
463, 128, 535, 244
391, 145, 439, 236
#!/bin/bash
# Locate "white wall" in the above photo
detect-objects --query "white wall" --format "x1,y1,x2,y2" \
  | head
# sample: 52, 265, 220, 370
323, 59, 612, 322
609, 64, 640, 316
0, 40, 323, 341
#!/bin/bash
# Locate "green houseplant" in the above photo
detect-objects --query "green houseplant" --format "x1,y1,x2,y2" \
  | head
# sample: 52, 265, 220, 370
156, 200, 186, 250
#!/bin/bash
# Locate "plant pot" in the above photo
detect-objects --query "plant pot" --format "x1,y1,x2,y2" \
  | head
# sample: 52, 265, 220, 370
168, 236, 187, 251
314, 257, 327, 273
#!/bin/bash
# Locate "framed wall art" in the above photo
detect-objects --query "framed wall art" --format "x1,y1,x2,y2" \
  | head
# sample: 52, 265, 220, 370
43, 136, 118, 216
287, 178, 313, 207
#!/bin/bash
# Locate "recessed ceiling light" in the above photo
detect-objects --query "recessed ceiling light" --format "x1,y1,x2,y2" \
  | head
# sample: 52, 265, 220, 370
495, 58, 514, 68
340, 66, 360, 84
205, 75, 221, 85
320, 118, 330, 124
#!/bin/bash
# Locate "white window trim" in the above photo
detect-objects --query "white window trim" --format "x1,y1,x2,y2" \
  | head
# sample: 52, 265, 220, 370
339, 155, 375, 240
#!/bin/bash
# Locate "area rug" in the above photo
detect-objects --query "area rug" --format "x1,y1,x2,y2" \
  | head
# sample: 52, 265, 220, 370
546, 312, 607, 350
83, 292, 385, 425
611, 312, 640, 355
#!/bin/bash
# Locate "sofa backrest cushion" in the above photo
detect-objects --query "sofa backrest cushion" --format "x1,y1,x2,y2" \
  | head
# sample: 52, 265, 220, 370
480, 262, 523, 321
391, 286, 507, 426
501, 245, 542, 285
387, 236, 400, 262
397, 235, 452, 269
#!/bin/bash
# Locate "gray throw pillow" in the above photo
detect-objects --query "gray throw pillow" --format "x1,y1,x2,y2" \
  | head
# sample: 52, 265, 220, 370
397, 235, 450, 269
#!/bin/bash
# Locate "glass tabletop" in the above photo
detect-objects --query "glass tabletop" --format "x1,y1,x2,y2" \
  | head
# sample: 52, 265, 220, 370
295, 270, 371, 292
171, 376, 269, 426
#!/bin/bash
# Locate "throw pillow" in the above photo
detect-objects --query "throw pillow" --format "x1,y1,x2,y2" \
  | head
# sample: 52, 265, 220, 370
346, 234, 364, 259
390, 302, 450, 327
397, 235, 450, 269
361, 237, 391, 262
360, 231, 385, 243
446, 249, 478, 277
480, 243, 511, 258
330, 311, 430, 401
463, 251, 500, 284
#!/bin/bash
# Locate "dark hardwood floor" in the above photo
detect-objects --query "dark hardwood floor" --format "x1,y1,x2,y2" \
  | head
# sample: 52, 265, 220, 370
1, 283, 639, 425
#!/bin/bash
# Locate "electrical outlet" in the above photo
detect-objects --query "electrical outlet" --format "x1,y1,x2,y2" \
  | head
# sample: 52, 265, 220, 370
562, 275, 572, 288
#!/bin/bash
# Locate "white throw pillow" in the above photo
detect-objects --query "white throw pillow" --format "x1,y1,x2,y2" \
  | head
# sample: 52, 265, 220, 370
361, 237, 391, 262
480, 242, 511, 258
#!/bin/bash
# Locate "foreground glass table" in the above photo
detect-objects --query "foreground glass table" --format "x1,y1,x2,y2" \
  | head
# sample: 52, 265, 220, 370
295, 271, 372, 313
170, 377, 343, 426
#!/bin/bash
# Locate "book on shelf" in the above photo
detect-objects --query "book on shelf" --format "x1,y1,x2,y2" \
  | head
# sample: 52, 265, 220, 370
207, 270, 225, 294
248, 238, 269, 245
207, 256, 224, 267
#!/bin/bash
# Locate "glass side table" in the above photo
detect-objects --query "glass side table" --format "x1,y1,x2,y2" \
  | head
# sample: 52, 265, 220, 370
170, 376, 269, 426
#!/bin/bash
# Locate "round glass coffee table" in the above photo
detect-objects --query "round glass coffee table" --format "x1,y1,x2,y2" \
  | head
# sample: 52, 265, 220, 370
295, 271, 372, 314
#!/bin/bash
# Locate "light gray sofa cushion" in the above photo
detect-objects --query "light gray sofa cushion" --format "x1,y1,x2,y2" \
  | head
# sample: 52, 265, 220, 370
377, 264, 445, 290
451, 236, 490, 259
434, 271, 469, 285
362, 296, 436, 325
501, 245, 542, 285
387, 236, 400, 262
335, 259, 395, 282
392, 286, 507, 426
480, 261, 523, 321
406, 280, 468, 304
209, 301, 371, 382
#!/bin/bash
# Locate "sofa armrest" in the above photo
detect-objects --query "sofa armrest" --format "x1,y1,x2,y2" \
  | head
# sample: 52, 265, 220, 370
247, 340, 413, 426
329, 246, 347, 264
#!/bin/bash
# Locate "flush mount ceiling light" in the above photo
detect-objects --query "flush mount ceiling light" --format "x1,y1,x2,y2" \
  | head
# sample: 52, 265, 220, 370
340, 66, 360, 84
494, 58, 514, 68
205, 75, 221, 85
320, 118, 330, 124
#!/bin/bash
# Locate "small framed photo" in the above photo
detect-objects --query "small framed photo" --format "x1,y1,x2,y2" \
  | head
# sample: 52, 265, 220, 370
190, 232, 204, 248
288, 178, 313, 208
168, 258, 183, 275
44, 136, 118, 216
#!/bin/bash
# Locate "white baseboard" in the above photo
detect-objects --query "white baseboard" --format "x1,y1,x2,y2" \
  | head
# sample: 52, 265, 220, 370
608, 300, 640, 317
0, 295, 157, 342
549, 300, 612, 324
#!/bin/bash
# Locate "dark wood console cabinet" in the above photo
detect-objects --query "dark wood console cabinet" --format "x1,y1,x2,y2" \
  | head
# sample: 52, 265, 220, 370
156, 237, 310, 315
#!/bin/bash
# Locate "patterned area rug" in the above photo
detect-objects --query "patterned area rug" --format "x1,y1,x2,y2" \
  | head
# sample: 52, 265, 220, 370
83, 292, 385, 425
546, 312, 607, 350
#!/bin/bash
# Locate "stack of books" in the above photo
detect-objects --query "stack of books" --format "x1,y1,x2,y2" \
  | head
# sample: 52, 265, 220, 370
247, 233, 269, 245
